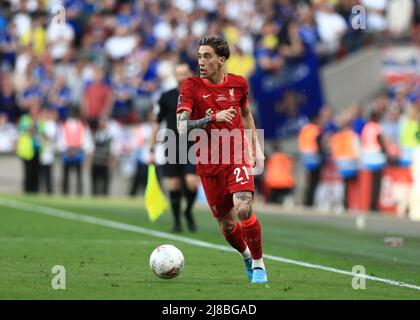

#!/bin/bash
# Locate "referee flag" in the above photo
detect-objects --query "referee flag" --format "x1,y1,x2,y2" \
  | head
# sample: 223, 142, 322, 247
145, 165, 169, 222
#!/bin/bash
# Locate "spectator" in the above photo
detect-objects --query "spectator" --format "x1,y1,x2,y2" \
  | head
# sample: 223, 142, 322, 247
297, 3, 321, 55
314, 0, 348, 64
46, 20, 75, 62
104, 24, 137, 61
361, 0, 388, 33
278, 20, 305, 65
48, 74, 72, 122
387, 0, 414, 38
349, 103, 366, 136
39, 108, 58, 194
0, 22, 19, 70
381, 105, 401, 162
319, 105, 339, 156
225, 45, 255, 78
90, 116, 119, 196
20, 12, 47, 58
110, 64, 135, 124
81, 66, 113, 126
255, 21, 284, 73
0, 72, 20, 122
18, 73, 43, 113
0, 112, 18, 153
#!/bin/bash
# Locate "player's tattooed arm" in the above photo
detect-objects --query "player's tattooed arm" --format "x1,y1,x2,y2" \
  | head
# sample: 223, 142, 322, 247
177, 107, 237, 134
176, 110, 212, 135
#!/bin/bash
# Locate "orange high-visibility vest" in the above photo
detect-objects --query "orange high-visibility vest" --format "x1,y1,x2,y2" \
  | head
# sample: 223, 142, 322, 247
265, 153, 295, 189
63, 120, 85, 148
298, 123, 321, 153
331, 129, 359, 161
361, 122, 382, 153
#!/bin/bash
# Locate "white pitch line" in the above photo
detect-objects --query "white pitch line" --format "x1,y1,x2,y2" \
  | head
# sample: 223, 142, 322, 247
1, 197, 420, 292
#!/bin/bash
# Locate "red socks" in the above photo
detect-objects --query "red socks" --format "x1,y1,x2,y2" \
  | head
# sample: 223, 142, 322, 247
222, 222, 247, 253
240, 213, 263, 260
221, 213, 263, 260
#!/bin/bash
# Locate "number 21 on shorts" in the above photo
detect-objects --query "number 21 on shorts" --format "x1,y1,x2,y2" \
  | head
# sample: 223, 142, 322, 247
234, 166, 250, 185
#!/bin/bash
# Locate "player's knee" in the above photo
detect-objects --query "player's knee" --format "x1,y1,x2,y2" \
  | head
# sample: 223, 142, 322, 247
219, 219, 235, 234
235, 202, 252, 221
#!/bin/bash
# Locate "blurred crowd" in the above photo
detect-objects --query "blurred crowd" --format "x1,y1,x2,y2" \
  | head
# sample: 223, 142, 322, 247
1, 0, 420, 204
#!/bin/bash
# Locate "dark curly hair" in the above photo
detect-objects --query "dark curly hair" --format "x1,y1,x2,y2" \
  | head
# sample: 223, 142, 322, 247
198, 36, 230, 60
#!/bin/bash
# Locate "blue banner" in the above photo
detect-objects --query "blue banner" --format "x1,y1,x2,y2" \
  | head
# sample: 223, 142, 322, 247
250, 52, 324, 140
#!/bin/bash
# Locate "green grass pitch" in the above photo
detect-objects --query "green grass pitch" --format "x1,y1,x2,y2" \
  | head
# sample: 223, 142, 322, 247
1, 194, 420, 299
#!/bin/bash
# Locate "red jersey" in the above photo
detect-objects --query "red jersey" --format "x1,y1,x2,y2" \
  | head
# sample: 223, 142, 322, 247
176, 73, 250, 176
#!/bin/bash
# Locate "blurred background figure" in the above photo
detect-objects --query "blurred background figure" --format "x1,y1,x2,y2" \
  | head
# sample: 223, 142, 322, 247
150, 63, 198, 233
0, 73, 19, 123
263, 144, 295, 207
59, 108, 92, 196
380, 105, 401, 163
130, 110, 153, 197
298, 114, 324, 207
81, 66, 113, 128
90, 116, 119, 196
38, 107, 58, 194
331, 112, 360, 210
361, 111, 388, 212
16, 97, 42, 193
399, 105, 420, 168
0, 112, 18, 154
0, 0, 420, 219
48, 74, 72, 122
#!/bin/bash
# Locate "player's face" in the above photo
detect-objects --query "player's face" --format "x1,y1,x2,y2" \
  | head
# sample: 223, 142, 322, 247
198, 45, 225, 79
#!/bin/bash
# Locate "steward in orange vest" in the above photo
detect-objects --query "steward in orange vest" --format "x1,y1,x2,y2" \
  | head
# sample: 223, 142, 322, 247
264, 146, 295, 204
298, 116, 323, 170
331, 124, 360, 178
265, 153, 295, 189
61, 109, 86, 164
360, 111, 387, 171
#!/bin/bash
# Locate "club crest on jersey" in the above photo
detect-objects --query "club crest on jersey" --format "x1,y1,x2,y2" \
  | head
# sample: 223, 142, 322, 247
229, 88, 235, 101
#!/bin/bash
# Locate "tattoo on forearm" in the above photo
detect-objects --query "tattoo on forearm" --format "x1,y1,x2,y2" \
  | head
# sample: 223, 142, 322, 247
177, 110, 212, 134
186, 115, 212, 130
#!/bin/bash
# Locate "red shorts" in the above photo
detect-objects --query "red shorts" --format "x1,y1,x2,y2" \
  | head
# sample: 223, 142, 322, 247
200, 163, 254, 219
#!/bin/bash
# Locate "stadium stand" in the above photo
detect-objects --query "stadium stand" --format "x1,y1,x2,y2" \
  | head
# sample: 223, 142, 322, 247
1, 0, 420, 218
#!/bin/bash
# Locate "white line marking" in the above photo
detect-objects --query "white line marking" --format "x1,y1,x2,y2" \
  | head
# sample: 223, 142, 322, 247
1, 197, 420, 292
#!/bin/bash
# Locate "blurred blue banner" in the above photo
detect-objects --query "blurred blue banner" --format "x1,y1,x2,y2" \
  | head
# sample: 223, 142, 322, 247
250, 52, 324, 140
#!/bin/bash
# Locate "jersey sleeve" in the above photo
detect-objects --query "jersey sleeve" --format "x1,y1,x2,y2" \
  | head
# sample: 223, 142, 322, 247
176, 78, 195, 113
239, 76, 249, 110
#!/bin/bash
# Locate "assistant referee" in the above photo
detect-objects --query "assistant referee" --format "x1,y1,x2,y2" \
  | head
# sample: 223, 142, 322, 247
149, 63, 198, 233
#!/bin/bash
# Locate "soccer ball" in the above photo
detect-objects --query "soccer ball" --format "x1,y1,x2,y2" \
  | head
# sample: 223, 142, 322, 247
149, 244, 184, 279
